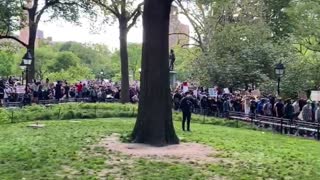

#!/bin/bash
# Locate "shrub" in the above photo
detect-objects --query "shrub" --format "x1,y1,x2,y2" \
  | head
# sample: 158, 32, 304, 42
80, 112, 97, 119
0, 109, 10, 124
61, 110, 75, 120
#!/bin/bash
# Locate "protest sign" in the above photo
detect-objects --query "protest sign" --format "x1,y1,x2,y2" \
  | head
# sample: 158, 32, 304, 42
223, 88, 230, 94
16, 86, 25, 94
209, 88, 218, 97
310, 91, 320, 101
183, 86, 189, 93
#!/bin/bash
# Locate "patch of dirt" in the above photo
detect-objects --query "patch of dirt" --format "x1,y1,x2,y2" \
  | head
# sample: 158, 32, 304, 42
97, 133, 222, 164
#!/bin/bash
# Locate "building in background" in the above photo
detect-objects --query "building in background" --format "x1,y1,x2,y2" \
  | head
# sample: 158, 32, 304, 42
169, 6, 190, 49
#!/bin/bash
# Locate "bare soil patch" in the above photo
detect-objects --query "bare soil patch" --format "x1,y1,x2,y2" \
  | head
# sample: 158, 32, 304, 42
97, 133, 222, 164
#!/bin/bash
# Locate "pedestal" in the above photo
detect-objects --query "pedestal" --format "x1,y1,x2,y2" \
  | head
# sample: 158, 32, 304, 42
169, 71, 177, 89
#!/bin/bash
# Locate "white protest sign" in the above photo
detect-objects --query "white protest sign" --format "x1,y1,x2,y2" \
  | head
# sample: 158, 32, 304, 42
310, 91, 320, 101
183, 86, 189, 93
16, 86, 25, 94
193, 90, 198, 98
209, 88, 218, 97
223, 88, 230, 94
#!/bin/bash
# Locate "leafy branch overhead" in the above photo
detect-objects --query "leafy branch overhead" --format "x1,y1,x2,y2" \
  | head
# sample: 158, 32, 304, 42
92, 0, 143, 30
0, 0, 92, 47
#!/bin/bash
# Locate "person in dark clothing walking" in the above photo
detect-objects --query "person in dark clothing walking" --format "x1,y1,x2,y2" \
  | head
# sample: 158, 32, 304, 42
180, 91, 193, 131
64, 82, 70, 99
55, 81, 62, 100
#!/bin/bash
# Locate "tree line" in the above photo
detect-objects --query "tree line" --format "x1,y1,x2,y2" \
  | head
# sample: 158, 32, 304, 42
1, 0, 320, 100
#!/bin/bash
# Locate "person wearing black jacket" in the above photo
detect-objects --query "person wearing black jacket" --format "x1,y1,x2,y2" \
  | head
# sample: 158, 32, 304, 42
55, 81, 62, 100
180, 91, 194, 131
173, 90, 182, 111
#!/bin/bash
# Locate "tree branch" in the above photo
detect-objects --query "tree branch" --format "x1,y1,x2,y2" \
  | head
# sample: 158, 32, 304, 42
175, 0, 204, 51
128, 2, 143, 21
169, 32, 200, 44
20, 0, 31, 10
35, 0, 60, 23
0, 36, 28, 47
181, 43, 201, 48
127, 3, 143, 30
93, 0, 120, 18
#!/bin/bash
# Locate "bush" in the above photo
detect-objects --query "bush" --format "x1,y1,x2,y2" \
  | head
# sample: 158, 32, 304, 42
0, 103, 250, 130
0, 109, 10, 124
61, 110, 75, 120
101, 111, 114, 118
80, 112, 97, 119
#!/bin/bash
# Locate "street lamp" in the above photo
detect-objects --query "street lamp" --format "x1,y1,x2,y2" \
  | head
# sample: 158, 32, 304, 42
21, 50, 33, 95
275, 61, 285, 96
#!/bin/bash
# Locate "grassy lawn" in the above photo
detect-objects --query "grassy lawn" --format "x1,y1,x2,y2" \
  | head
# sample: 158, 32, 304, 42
0, 118, 319, 179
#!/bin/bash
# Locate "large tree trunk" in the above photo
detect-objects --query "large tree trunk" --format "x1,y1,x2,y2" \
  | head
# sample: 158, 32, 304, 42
27, 9, 37, 82
132, 0, 179, 146
119, 20, 130, 103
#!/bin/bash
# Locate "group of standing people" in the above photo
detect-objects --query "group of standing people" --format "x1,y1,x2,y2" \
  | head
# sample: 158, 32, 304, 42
0, 77, 141, 106
173, 87, 320, 132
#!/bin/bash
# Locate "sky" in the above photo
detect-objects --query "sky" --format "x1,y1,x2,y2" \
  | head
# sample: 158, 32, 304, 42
38, 14, 190, 51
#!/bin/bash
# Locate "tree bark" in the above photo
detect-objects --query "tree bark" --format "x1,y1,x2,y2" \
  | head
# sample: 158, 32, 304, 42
27, 24, 37, 82
132, 0, 179, 146
119, 19, 130, 103
27, 10, 38, 82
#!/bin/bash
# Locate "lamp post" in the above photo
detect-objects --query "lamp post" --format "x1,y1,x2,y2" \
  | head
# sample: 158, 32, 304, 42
20, 50, 33, 94
274, 61, 285, 96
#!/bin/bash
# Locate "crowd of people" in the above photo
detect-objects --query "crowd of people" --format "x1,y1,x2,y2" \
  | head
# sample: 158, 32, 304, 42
172, 87, 320, 123
1, 77, 320, 124
0, 77, 140, 106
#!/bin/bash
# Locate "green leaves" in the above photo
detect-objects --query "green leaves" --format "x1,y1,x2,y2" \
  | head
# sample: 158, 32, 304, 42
0, 0, 24, 35
0, 51, 15, 77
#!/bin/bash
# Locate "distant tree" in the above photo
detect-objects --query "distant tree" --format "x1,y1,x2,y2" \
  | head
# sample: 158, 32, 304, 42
35, 46, 57, 80
56, 41, 113, 76
0, 51, 14, 77
48, 52, 80, 72
91, 0, 143, 103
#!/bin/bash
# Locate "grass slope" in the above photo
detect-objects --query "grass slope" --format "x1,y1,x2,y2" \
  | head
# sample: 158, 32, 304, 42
0, 118, 319, 179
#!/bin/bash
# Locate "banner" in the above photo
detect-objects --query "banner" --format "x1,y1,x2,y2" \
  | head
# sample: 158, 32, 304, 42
310, 91, 320, 101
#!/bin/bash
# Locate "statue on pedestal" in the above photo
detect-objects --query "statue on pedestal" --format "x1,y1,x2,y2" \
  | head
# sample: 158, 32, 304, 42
169, 49, 176, 71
